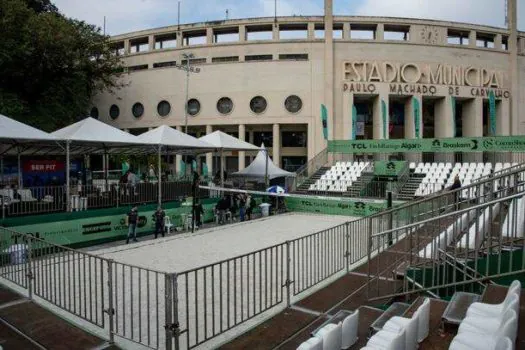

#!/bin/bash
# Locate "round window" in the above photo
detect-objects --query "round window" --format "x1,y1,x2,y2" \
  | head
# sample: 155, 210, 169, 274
157, 100, 171, 117
250, 96, 267, 114
109, 105, 120, 120
285, 95, 302, 113
187, 99, 201, 116
217, 97, 233, 115
132, 102, 144, 118
90, 107, 99, 119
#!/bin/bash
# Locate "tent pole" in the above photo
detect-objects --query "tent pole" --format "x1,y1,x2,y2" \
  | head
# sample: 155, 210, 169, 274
264, 149, 269, 188
17, 149, 22, 189
158, 145, 162, 207
66, 141, 71, 212
220, 149, 224, 193
0, 156, 4, 185
103, 151, 108, 192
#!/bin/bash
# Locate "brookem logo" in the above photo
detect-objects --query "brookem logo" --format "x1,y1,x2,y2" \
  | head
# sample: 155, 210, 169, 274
354, 202, 366, 209
386, 161, 396, 170
432, 139, 441, 147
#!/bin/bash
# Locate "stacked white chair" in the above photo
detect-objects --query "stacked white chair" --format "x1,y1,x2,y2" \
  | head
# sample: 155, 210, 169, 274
365, 298, 430, 350
296, 310, 359, 350
362, 328, 406, 350
448, 280, 521, 350
309, 162, 370, 193
414, 163, 452, 197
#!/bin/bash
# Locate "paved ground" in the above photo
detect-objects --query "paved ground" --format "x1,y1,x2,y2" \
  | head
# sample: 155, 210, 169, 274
0, 285, 119, 350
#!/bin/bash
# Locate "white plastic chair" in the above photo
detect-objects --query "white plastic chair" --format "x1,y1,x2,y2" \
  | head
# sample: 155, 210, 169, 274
297, 336, 323, 350
164, 216, 174, 234
466, 280, 521, 318
341, 310, 359, 348
314, 323, 342, 350
459, 303, 518, 340
450, 332, 515, 350
366, 327, 406, 350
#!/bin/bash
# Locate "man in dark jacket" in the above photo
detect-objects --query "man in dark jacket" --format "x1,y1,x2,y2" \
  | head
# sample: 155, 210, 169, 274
154, 206, 165, 238
449, 175, 462, 210
194, 200, 204, 228
126, 206, 139, 244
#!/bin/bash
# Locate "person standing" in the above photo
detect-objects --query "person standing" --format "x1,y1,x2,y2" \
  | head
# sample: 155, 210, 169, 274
449, 175, 462, 210
239, 195, 246, 222
126, 206, 139, 244
154, 206, 165, 239
194, 200, 204, 228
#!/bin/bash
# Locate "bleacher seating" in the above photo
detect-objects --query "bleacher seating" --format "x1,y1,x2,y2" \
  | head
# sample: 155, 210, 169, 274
308, 162, 370, 193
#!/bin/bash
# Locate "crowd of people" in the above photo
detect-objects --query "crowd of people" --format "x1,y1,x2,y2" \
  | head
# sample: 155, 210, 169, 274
214, 193, 257, 224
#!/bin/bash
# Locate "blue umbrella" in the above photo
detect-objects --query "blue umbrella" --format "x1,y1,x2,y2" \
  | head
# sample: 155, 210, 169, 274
267, 185, 285, 194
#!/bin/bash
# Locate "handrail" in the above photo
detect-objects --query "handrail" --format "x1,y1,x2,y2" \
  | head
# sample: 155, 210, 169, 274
370, 190, 525, 238
295, 148, 328, 188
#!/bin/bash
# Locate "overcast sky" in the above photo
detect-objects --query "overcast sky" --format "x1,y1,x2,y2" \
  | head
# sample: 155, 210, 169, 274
52, 0, 520, 35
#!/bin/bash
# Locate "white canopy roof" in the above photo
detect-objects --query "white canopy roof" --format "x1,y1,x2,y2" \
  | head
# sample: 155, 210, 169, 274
0, 114, 57, 142
199, 130, 260, 151
233, 145, 296, 180
137, 125, 215, 152
51, 117, 141, 146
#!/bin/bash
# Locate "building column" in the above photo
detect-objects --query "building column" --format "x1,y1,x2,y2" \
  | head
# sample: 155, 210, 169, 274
273, 123, 280, 167
307, 22, 315, 39
307, 122, 315, 163
324, 0, 334, 141
434, 95, 455, 162
342, 23, 350, 39
509, 0, 519, 136
148, 35, 155, 51
206, 125, 213, 177
468, 30, 476, 48
376, 23, 384, 41
404, 95, 423, 162
273, 24, 279, 40
176, 32, 183, 47
342, 91, 353, 140
176, 126, 183, 174
496, 98, 510, 135
124, 39, 130, 54
373, 90, 389, 140
462, 98, 483, 162
238, 124, 246, 170
206, 28, 213, 45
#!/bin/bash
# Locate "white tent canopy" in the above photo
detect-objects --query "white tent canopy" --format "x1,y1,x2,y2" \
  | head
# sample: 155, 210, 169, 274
51, 117, 141, 147
138, 125, 215, 152
233, 146, 296, 180
0, 114, 57, 142
198, 130, 260, 151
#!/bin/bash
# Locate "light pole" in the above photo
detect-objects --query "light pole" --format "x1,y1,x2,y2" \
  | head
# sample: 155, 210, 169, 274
174, 53, 201, 134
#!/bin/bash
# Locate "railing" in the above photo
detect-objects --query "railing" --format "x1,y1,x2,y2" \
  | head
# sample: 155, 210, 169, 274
1, 180, 207, 218
366, 186, 525, 302
294, 148, 328, 189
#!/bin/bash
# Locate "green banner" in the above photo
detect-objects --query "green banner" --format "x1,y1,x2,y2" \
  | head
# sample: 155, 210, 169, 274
121, 161, 129, 175
321, 104, 328, 140
179, 160, 186, 176
412, 97, 421, 139
381, 99, 387, 139
451, 96, 456, 137
3, 201, 219, 247
328, 136, 525, 154
202, 163, 209, 177
489, 90, 496, 136
352, 105, 357, 140
374, 161, 407, 176
285, 197, 387, 217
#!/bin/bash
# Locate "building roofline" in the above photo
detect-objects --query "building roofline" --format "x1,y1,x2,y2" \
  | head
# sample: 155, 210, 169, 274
110, 15, 513, 40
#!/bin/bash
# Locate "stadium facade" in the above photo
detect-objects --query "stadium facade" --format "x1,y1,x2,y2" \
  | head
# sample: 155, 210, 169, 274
91, 0, 522, 174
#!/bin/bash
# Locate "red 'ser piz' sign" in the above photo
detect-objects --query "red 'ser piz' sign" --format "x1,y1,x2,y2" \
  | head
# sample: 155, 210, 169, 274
23, 160, 65, 172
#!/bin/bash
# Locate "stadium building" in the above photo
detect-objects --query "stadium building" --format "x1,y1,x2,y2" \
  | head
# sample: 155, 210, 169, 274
91, 0, 522, 174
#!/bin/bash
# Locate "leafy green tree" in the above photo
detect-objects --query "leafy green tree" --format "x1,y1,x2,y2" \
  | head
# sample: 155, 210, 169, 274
0, 0, 123, 131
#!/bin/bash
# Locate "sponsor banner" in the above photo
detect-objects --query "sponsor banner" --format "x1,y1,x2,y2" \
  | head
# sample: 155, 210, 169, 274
328, 136, 525, 154
3, 202, 218, 247
285, 197, 386, 217
321, 104, 328, 140
23, 160, 65, 172
374, 161, 407, 177
412, 97, 421, 139
351, 104, 357, 140
489, 90, 496, 136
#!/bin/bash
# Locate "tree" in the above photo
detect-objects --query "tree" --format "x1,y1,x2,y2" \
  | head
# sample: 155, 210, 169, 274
0, 0, 123, 131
